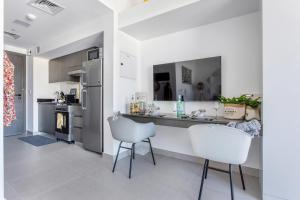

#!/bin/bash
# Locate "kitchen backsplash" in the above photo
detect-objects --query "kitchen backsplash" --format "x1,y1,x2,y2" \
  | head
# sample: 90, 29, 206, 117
59, 82, 81, 99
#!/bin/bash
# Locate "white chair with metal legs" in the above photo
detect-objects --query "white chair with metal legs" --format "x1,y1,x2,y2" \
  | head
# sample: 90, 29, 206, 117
188, 124, 252, 200
107, 116, 156, 179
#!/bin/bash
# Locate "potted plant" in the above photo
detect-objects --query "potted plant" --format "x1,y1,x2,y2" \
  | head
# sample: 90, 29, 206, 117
245, 97, 261, 120
218, 95, 248, 119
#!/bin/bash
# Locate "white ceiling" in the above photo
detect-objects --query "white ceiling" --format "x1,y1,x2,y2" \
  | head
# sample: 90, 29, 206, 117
4, 0, 111, 49
39, 32, 103, 59
120, 0, 261, 40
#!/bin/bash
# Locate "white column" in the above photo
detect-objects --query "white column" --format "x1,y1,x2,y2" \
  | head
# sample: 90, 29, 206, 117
262, 0, 300, 199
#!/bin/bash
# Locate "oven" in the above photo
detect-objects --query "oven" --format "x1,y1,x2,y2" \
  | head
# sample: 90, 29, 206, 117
55, 107, 69, 135
55, 104, 83, 144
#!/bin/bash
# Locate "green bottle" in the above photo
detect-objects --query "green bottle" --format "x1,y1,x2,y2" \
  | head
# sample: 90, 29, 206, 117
176, 95, 185, 118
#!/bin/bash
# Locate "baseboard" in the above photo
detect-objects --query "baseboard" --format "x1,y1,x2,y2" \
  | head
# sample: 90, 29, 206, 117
263, 193, 287, 200
153, 148, 260, 177
105, 146, 259, 177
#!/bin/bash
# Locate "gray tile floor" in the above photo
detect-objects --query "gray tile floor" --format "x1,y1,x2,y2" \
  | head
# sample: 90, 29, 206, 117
4, 135, 261, 200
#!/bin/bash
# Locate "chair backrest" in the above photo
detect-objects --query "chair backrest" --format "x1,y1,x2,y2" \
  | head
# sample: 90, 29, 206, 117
188, 124, 252, 165
107, 116, 138, 143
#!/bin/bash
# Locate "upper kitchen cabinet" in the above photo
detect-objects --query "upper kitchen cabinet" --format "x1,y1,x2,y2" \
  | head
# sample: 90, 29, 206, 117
49, 57, 63, 83
49, 50, 87, 83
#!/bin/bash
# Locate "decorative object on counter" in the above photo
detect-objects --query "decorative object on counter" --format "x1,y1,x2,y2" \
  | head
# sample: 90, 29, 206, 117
227, 119, 261, 137
3, 51, 16, 127
213, 102, 220, 118
145, 103, 160, 116
219, 95, 248, 120
190, 109, 206, 119
176, 95, 185, 117
55, 91, 65, 104
129, 93, 148, 114
219, 95, 262, 120
112, 111, 121, 120
244, 96, 261, 121
136, 92, 147, 114
129, 95, 139, 114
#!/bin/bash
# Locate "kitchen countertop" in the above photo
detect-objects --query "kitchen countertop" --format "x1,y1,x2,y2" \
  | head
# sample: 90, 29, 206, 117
122, 113, 243, 128
38, 102, 57, 104
38, 102, 82, 106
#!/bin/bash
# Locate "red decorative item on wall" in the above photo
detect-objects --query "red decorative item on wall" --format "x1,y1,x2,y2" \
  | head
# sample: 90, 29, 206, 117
3, 52, 16, 127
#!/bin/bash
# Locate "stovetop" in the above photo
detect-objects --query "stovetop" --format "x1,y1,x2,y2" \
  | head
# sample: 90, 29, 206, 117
55, 103, 81, 107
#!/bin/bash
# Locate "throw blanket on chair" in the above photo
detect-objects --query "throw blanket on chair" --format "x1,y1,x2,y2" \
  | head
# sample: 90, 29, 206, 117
227, 119, 261, 137
3, 52, 16, 127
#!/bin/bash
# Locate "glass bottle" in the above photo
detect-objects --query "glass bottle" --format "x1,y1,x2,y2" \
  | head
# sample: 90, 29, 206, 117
176, 95, 185, 117
130, 95, 135, 114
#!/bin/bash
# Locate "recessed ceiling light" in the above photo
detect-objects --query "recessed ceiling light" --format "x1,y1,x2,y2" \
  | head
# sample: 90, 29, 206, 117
26, 13, 37, 21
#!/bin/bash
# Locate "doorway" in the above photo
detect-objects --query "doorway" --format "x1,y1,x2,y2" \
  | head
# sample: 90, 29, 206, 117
4, 51, 26, 136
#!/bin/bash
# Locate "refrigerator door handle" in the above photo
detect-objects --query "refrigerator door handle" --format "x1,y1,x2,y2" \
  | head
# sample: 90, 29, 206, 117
82, 89, 87, 110
99, 58, 103, 85
81, 66, 87, 86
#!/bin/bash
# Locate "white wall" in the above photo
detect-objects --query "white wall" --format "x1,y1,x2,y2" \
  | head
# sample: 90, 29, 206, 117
32, 57, 60, 132
111, 28, 141, 154
116, 31, 140, 113
26, 56, 34, 132
138, 12, 262, 169
140, 12, 262, 110
262, 0, 300, 199
4, 45, 27, 54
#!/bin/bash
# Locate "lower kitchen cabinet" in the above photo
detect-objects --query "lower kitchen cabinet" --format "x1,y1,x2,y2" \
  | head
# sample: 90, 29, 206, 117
38, 103, 56, 135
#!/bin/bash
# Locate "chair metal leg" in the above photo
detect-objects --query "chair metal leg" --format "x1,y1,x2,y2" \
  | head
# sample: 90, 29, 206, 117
148, 138, 156, 165
229, 164, 234, 200
112, 141, 122, 173
239, 165, 246, 190
205, 160, 209, 179
198, 159, 208, 200
133, 143, 135, 159
129, 143, 135, 179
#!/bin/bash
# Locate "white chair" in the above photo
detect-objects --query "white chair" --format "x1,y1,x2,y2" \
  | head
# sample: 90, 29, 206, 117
188, 124, 252, 200
107, 116, 156, 178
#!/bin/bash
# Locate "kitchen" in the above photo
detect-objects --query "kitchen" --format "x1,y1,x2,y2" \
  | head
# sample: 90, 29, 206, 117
3, 0, 114, 153
36, 33, 104, 153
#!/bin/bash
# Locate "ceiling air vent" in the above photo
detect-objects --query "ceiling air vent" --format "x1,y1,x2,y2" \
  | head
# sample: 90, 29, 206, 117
4, 31, 21, 40
28, 0, 64, 15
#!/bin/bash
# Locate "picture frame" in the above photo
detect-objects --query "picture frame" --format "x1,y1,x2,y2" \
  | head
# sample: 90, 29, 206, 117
182, 66, 192, 84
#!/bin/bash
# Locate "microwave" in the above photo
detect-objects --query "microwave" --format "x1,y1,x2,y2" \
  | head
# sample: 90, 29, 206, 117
87, 48, 101, 61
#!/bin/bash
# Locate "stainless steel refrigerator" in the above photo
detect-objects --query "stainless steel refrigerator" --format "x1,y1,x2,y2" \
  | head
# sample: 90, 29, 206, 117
81, 58, 103, 153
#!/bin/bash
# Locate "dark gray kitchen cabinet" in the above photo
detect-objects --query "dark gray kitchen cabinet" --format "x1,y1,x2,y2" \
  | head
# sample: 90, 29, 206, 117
49, 50, 87, 83
38, 103, 56, 135
49, 57, 63, 83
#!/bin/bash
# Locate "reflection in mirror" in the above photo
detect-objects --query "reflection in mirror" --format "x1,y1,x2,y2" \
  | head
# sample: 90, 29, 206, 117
153, 56, 221, 101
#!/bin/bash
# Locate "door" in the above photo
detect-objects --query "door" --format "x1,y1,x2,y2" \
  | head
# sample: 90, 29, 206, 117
4, 52, 26, 136
82, 86, 103, 153
83, 59, 102, 86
